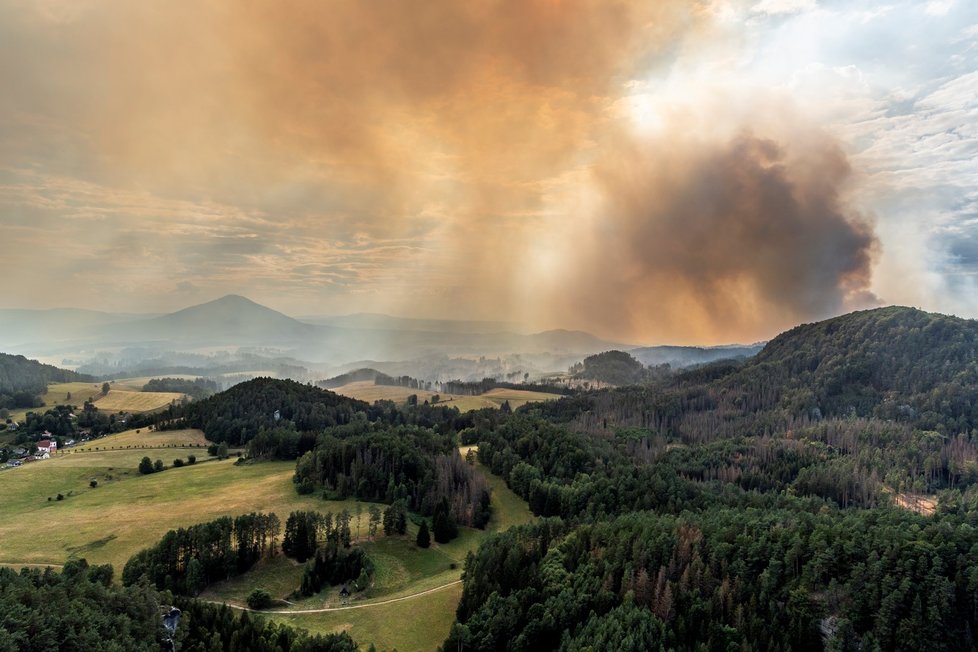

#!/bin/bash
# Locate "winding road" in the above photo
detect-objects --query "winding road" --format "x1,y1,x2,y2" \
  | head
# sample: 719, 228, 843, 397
206, 579, 463, 614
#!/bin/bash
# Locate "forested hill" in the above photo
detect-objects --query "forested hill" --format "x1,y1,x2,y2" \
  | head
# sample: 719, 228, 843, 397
180, 377, 372, 445
0, 352, 92, 404
549, 306, 978, 433
720, 306, 978, 422
571, 350, 650, 385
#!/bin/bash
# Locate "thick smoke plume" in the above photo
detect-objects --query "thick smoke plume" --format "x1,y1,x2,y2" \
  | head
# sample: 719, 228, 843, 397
551, 131, 880, 343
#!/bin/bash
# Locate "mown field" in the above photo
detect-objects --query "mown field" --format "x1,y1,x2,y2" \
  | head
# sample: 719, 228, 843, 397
6, 380, 185, 423
72, 427, 210, 450
6, 381, 105, 422
331, 381, 562, 412
91, 388, 184, 412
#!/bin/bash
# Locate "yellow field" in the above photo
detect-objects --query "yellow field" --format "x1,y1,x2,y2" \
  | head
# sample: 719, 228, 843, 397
92, 389, 184, 413
72, 427, 210, 451
330, 381, 561, 412
7, 380, 187, 422
7, 382, 105, 421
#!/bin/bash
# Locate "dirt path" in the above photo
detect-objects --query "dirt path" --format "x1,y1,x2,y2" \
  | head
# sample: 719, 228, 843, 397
207, 579, 463, 614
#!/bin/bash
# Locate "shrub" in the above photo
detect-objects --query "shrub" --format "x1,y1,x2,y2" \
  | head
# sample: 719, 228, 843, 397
153, 459, 164, 472
187, 455, 196, 465
89, 480, 98, 488
56, 493, 64, 501
173, 458, 184, 468
416, 521, 431, 549
247, 588, 272, 610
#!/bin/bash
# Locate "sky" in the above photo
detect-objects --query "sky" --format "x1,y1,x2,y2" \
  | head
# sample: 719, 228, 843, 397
1, 0, 977, 345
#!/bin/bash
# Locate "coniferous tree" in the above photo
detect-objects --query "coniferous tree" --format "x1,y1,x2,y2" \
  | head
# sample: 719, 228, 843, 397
416, 521, 431, 548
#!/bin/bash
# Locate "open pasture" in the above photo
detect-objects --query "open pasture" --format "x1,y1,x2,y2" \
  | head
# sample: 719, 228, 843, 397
92, 389, 184, 412
0, 455, 364, 571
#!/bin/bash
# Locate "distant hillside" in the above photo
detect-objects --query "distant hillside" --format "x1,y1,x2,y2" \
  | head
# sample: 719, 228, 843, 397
103, 295, 317, 344
546, 306, 978, 437
571, 350, 649, 386
0, 307, 148, 349
730, 306, 978, 421
319, 368, 384, 389
0, 353, 93, 407
630, 343, 764, 368
307, 313, 519, 334
2, 296, 630, 369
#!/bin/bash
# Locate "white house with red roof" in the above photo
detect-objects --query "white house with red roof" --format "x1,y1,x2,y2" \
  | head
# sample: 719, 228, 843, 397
36, 439, 57, 455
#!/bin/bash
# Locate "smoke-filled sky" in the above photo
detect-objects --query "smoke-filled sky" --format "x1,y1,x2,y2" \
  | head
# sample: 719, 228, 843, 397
2, 0, 977, 344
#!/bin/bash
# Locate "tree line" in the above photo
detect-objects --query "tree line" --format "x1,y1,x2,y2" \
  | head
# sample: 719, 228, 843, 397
123, 513, 280, 596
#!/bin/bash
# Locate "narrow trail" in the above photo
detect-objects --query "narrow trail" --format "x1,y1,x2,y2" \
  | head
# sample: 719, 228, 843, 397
206, 579, 463, 614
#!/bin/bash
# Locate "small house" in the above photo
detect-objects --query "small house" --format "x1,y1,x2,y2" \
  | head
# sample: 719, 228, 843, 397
36, 439, 57, 454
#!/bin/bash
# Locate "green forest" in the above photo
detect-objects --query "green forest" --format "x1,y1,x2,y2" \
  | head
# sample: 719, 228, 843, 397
5, 306, 978, 650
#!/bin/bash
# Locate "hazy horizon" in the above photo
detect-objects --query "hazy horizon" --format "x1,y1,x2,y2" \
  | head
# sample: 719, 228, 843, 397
3, 1, 978, 345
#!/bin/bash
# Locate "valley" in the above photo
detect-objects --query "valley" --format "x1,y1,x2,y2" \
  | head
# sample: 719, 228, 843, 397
3, 305, 978, 651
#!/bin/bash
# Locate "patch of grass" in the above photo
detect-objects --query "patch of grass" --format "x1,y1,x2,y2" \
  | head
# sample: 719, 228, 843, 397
0, 436, 534, 652
203, 555, 307, 602
280, 581, 463, 652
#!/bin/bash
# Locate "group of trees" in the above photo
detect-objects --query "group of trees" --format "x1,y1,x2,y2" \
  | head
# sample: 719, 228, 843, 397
446, 507, 978, 651
292, 424, 491, 529
123, 513, 280, 595
143, 377, 219, 400
279, 510, 375, 597
138, 456, 165, 474
300, 546, 373, 596
0, 558, 359, 651
0, 560, 160, 651
568, 350, 652, 386
282, 510, 355, 562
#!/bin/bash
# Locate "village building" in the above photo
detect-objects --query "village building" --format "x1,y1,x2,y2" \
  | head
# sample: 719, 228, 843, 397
35, 439, 57, 455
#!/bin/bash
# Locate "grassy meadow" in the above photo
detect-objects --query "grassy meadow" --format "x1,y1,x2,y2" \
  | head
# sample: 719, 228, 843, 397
0, 429, 533, 651
0, 430, 367, 570
198, 447, 531, 651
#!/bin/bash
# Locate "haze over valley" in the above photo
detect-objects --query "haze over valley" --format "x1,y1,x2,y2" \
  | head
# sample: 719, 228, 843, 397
3, 2, 978, 651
